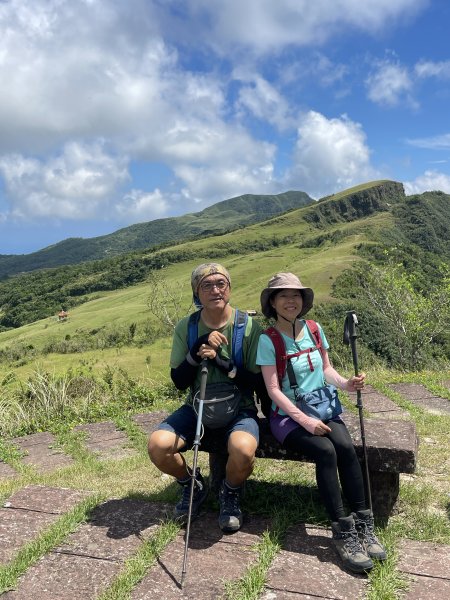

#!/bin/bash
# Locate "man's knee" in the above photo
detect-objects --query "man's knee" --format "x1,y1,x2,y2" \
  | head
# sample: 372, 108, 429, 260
228, 432, 257, 465
148, 430, 182, 465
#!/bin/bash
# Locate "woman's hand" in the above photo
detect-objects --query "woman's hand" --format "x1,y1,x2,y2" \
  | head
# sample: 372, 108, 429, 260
347, 372, 366, 392
313, 421, 332, 436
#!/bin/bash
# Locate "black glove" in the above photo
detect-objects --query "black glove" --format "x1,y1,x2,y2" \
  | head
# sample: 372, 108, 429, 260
186, 333, 210, 365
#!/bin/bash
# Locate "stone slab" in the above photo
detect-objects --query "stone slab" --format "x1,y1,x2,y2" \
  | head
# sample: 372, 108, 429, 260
133, 411, 169, 435
131, 511, 271, 599
0, 507, 56, 565
389, 383, 450, 416
0, 486, 91, 565
74, 421, 134, 459
4, 484, 90, 514
397, 539, 450, 578
348, 385, 408, 418
55, 498, 170, 561
263, 523, 367, 600
0, 460, 17, 478
3, 552, 120, 600
4, 498, 170, 599
11, 432, 74, 472
397, 539, 450, 599
342, 414, 418, 473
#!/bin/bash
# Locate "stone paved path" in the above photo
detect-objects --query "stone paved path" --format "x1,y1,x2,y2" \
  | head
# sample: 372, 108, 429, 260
348, 385, 409, 419
0, 486, 91, 565
1, 382, 449, 599
73, 421, 135, 460
11, 432, 74, 473
389, 383, 450, 416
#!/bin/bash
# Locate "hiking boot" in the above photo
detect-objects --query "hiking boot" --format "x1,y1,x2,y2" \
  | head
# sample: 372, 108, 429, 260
353, 509, 387, 560
218, 480, 243, 533
331, 515, 374, 573
174, 468, 208, 524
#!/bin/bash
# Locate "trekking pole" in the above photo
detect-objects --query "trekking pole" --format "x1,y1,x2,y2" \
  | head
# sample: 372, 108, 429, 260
343, 311, 373, 513
181, 358, 208, 589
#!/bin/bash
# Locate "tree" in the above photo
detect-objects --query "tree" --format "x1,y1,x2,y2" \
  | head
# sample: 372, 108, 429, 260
146, 269, 192, 332
334, 261, 450, 370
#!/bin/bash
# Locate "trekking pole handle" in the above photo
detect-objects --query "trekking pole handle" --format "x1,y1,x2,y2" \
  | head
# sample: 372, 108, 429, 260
344, 311, 360, 376
346, 310, 358, 340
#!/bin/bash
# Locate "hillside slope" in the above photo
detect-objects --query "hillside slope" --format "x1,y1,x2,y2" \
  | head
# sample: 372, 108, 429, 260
1, 179, 448, 335
0, 190, 312, 278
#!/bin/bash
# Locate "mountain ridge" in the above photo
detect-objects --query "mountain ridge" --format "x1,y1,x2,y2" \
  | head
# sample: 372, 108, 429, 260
0, 180, 448, 334
0, 190, 312, 278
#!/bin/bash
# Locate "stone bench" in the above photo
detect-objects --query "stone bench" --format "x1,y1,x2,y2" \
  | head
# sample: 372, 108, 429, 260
202, 413, 418, 518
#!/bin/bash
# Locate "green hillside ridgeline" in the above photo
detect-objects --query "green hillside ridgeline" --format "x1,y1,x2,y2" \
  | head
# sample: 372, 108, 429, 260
0, 190, 313, 278
0, 179, 448, 379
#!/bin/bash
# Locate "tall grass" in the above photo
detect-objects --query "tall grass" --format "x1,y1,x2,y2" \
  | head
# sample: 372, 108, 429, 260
0, 366, 181, 438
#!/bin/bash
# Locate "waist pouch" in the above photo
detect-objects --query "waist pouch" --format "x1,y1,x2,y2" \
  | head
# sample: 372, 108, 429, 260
193, 382, 241, 429
295, 384, 343, 422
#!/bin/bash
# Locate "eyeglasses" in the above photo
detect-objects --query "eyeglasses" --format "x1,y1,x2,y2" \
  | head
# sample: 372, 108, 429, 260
200, 279, 229, 292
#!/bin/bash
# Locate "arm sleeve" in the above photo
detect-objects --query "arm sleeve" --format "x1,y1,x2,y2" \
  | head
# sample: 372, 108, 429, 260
322, 350, 353, 391
170, 360, 199, 390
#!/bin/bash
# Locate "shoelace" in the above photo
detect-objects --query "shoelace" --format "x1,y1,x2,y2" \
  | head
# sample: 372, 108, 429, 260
222, 488, 240, 513
179, 479, 203, 509
342, 530, 364, 555
357, 518, 378, 544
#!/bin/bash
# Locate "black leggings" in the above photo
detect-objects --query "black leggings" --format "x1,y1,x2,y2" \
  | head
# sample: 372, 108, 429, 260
283, 419, 366, 521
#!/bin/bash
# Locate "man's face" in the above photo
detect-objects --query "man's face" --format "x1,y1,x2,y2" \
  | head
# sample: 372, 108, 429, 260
197, 274, 230, 309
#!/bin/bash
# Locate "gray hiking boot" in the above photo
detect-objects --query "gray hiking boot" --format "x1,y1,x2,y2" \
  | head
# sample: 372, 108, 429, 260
331, 515, 374, 573
218, 480, 243, 533
174, 468, 208, 524
353, 509, 387, 560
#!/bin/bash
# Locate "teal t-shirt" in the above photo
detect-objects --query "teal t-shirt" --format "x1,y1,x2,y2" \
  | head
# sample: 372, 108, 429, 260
256, 320, 329, 416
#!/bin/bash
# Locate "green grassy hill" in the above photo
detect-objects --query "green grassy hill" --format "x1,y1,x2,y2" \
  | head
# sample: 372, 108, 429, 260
0, 190, 312, 278
0, 179, 448, 382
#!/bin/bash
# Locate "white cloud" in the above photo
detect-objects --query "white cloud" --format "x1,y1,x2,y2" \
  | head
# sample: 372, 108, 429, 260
0, 0, 432, 234
404, 170, 450, 195
117, 188, 169, 221
406, 133, 450, 149
175, 161, 275, 205
0, 0, 281, 221
415, 60, 450, 79
0, 142, 129, 220
183, 0, 427, 53
234, 73, 294, 130
366, 59, 416, 107
286, 111, 377, 198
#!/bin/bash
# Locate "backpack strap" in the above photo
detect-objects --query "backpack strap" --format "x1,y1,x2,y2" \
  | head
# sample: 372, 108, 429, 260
305, 319, 323, 358
187, 309, 248, 368
231, 309, 248, 369
263, 320, 324, 384
263, 327, 287, 383
188, 310, 202, 350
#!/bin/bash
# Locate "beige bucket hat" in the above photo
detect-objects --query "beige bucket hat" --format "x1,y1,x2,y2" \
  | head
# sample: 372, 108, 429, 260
260, 272, 314, 319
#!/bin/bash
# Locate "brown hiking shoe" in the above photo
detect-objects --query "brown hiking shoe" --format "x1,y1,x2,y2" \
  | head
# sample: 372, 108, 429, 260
331, 515, 374, 573
353, 509, 387, 560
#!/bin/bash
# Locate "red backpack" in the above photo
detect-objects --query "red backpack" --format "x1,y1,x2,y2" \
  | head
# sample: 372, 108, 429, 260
260, 320, 325, 418
264, 320, 324, 383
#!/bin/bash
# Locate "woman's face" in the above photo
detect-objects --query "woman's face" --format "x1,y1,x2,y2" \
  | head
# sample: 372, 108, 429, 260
271, 289, 303, 320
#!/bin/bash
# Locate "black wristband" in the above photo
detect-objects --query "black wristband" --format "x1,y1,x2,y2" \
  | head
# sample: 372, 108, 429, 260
188, 333, 210, 364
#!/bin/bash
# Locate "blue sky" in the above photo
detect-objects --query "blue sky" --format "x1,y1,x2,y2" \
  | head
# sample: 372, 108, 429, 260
1, 0, 449, 254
